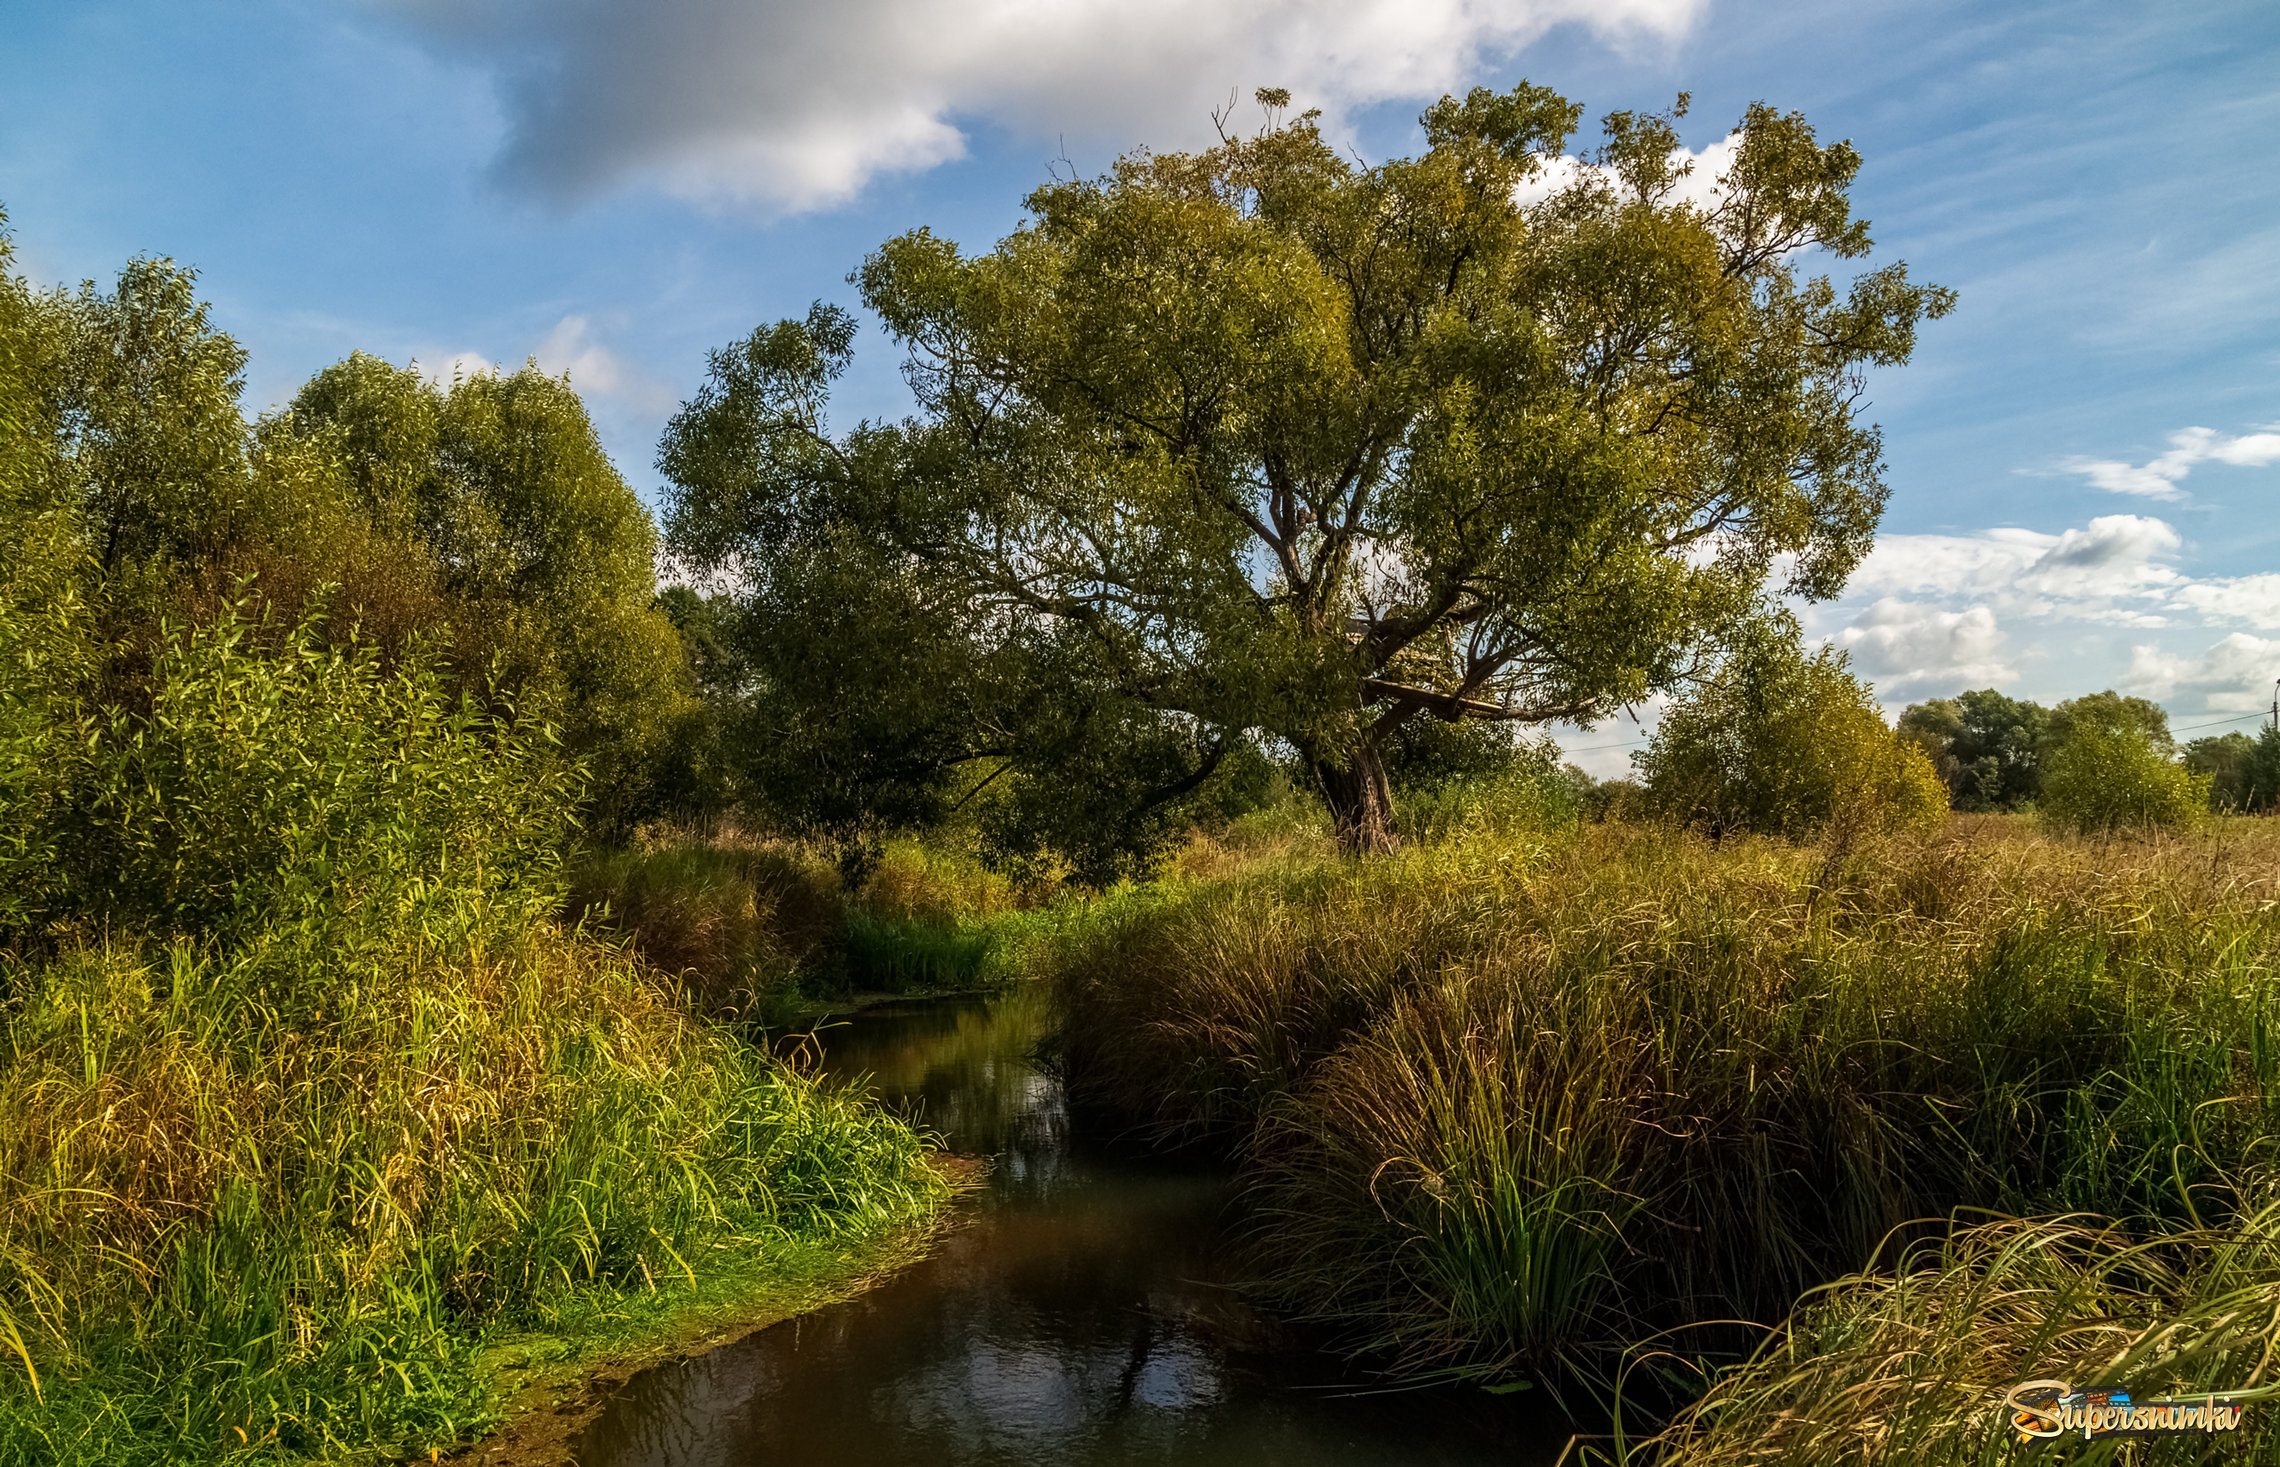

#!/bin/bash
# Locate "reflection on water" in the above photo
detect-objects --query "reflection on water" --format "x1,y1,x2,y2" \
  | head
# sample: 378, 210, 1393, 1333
575, 989, 1573, 1467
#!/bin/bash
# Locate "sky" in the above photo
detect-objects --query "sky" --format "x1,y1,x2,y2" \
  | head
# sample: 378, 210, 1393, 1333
3, 0, 2276, 775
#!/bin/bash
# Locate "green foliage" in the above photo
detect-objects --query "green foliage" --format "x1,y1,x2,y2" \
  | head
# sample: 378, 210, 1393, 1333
0, 222, 946, 1458
1897, 688, 2051, 811
0, 223, 95, 940
1380, 714, 1534, 794
0, 221, 698, 837
1637, 620, 1946, 839
69, 604, 577, 954
289, 356, 696, 833
2039, 720, 2210, 835
33, 257, 250, 580
660, 87, 1950, 859
0, 597, 941, 1463
1391, 735, 1581, 845
2047, 688, 2174, 754
2184, 725, 2280, 812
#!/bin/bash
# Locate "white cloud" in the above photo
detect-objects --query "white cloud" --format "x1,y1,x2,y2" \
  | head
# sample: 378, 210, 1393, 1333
410, 349, 497, 386
1834, 598, 2014, 694
1512, 131, 1740, 211
532, 315, 677, 414
1848, 513, 2183, 626
2174, 574, 2280, 630
377, 0, 1704, 213
2124, 633, 2280, 712
2066, 423, 2280, 500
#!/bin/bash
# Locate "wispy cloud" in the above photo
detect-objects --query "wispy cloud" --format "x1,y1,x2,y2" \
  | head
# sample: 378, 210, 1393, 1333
532, 315, 677, 415
2124, 633, 2280, 712
375, 0, 1704, 213
2065, 423, 2280, 500
1834, 598, 2014, 695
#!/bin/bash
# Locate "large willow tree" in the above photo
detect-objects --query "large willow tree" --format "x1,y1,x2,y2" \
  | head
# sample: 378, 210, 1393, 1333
661, 87, 1952, 860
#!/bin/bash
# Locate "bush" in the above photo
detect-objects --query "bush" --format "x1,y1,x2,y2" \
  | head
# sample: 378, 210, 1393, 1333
1637, 622, 1946, 840
67, 603, 577, 955
1392, 737, 1580, 846
0, 603, 945, 1464
2039, 722, 2210, 836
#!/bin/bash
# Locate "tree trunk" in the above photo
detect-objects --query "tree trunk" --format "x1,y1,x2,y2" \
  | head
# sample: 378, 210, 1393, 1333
1313, 743, 1400, 854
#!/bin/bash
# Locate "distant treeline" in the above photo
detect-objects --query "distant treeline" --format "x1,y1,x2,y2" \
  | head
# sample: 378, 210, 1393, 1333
1897, 688, 2280, 813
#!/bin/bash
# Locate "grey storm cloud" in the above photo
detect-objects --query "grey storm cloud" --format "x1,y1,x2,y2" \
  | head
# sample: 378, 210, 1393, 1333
374, 0, 1702, 213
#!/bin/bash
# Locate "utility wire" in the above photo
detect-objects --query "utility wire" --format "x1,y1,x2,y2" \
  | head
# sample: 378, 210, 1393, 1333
2170, 711, 2271, 734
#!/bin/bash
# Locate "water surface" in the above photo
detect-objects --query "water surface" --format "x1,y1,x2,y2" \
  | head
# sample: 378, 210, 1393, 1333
576, 989, 1575, 1467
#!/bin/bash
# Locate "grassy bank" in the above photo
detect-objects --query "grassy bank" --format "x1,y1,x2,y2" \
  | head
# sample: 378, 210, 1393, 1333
569, 835, 1097, 1020
0, 932, 944, 1467
1633, 1193, 2280, 1465
0, 612, 950, 1465
1046, 816, 2280, 1391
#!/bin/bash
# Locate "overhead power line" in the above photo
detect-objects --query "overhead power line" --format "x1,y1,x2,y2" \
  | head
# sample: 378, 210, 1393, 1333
2170, 711, 2271, 734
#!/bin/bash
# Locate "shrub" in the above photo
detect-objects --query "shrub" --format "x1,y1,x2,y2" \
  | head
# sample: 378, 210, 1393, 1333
1393, 736, 1580, 846
2039, 722, 2210, 835
61, 602, 578, 960
0, 602, 945, 1464
1637, 622, 1946, 840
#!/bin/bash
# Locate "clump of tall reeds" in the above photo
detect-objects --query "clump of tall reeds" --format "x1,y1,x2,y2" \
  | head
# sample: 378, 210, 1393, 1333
1636, 1188, 2280, 1465
1050, 818, 2280, 1384
568, 841, 844, 1012
573, 833, 1058, 1013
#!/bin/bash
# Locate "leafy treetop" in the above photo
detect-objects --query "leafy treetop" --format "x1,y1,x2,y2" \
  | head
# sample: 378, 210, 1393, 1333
661, 84, 1953, 861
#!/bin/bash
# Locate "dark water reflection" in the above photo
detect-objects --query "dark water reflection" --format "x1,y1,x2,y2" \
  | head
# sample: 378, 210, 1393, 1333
575, 989, 1575, 1467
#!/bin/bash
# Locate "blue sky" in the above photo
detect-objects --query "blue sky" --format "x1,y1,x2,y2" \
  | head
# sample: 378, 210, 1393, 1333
4, 0, 2276, 772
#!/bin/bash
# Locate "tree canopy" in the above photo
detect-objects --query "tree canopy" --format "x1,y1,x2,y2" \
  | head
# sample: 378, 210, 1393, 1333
2183, 727, 2280, 813
2040, 721, 2208, 836
1897, 689, 2051, 811
287, 355, 695, 825
660, 86, 1953, 863
0, 234, 697, 836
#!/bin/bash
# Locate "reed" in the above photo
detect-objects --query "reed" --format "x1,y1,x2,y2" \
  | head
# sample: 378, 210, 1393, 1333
1634, 1191, 2280, 1465
572, 834, 1065, 1015
1049, 817, 2280, 1385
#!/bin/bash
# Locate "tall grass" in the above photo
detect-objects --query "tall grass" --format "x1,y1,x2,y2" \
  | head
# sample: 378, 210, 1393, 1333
0, 606, 946, 1464
1049, 818, 2280, 1385
571, 834, 1056, 1016
1637, 1191, 2280, 1465
0, 934, 939, 1466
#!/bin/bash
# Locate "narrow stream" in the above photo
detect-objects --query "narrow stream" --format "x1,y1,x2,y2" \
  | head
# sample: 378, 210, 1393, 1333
575, 988, 1577, 1466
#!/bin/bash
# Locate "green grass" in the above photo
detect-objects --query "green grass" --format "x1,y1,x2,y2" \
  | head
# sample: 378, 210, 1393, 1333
0, 929, 944, 1466
1045, 816, 2280, 1389
0, 608, 950, 1464
570, 833, 1118, 1016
